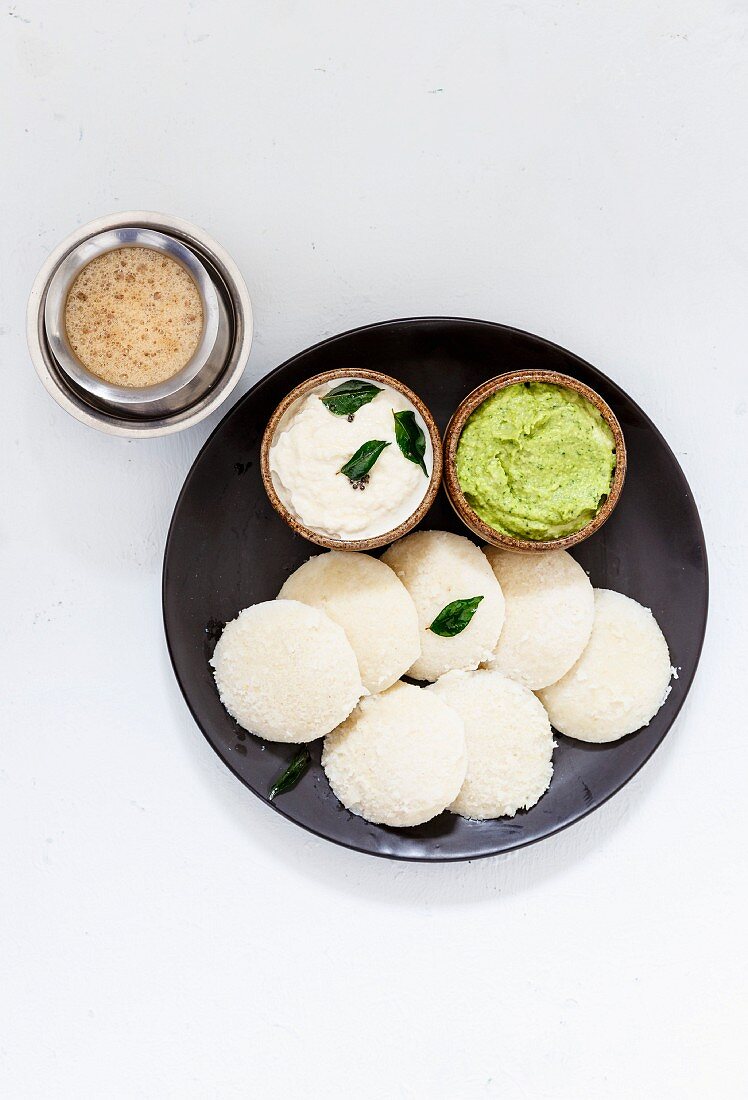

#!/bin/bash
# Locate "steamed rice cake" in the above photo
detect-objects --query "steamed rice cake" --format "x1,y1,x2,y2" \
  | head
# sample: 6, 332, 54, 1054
278, 550, 420, 694
538, 589, 672, 742
430, 668, 554, 819
211, 600, 364, 742
382, 530, 504, 682
322, 681, 467, 827
483, 547, 594, 690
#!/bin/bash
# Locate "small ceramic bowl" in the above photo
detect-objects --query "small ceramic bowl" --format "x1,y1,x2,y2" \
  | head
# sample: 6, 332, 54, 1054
260, 368, 443, 551
443, 369, 627, 552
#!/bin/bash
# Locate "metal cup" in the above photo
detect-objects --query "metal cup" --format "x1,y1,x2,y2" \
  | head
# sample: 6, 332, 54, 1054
28, 211, 252, 437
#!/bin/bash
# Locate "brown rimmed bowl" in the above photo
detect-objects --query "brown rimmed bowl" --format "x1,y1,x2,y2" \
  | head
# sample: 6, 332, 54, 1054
443, 369, 627, 552
260, 368, 443, 551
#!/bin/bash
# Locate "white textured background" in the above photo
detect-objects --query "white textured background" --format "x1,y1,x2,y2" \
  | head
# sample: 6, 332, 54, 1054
2, 2, 747, 1097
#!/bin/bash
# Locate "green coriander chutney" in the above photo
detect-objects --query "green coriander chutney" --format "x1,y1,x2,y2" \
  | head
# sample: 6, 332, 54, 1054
455, 382, 616, 541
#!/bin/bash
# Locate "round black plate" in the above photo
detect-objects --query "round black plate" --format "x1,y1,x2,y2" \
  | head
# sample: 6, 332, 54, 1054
163, 318, 708, 861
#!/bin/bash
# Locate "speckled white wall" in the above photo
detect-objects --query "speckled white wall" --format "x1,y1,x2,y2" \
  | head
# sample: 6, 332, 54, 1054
2, 2, 746, 1097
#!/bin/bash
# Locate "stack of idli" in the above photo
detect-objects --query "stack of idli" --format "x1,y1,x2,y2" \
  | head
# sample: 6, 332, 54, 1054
209, 531, 673, 828
210, 543, 477, 826
481, 549, 672, 741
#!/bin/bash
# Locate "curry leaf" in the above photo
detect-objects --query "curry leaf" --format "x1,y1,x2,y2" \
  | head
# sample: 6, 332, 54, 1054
393, 409, 428, 475
268, 746, 311, 801
321, 379, 382, 417
340, 439, 390, 482
428, 596, 484, 638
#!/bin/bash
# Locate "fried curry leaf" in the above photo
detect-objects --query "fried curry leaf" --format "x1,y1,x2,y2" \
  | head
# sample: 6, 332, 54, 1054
393, 409, 428, 475
339, 439, 390, 482
321, 379, 382, 417
268, 746, 311, 801
428, 596, 484, 638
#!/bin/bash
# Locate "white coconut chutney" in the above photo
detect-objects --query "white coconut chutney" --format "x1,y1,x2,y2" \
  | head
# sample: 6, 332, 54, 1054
268, 379, 432, 540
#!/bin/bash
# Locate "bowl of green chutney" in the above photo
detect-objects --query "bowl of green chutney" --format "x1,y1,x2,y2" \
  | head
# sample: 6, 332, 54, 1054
443, 370, 627, 552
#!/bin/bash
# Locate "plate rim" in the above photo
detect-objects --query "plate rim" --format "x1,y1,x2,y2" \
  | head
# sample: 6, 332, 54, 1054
162, 316, 710, 862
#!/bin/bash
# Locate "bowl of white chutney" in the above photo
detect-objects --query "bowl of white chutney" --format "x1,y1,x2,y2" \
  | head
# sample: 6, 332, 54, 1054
260, 369, 443, 551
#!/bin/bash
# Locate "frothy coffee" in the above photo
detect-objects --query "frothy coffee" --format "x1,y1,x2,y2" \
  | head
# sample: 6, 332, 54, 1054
65, 247, 203, 387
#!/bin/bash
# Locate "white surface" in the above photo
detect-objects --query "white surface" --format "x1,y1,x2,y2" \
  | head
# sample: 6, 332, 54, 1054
2, 2, 747, 1096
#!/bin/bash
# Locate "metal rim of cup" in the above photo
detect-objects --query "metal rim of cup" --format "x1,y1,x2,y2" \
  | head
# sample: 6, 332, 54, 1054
27, 211, 253, 438
44, 227, 221, 408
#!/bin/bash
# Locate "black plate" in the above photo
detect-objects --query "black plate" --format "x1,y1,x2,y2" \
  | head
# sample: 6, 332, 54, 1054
163, 318, 708, 861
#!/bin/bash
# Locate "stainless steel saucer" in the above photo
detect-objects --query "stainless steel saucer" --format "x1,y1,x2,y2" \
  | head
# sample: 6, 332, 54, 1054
27, 211, 253, 437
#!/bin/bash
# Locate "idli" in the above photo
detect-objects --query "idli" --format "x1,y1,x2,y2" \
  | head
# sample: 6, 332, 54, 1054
538, 589, 672, 743
278, 550, 420, 694
430, 669, 554, 819
483, 547, 594, 689
381, 530, 505, 682
211, 600, 364, 743
322, 681, 467, 827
